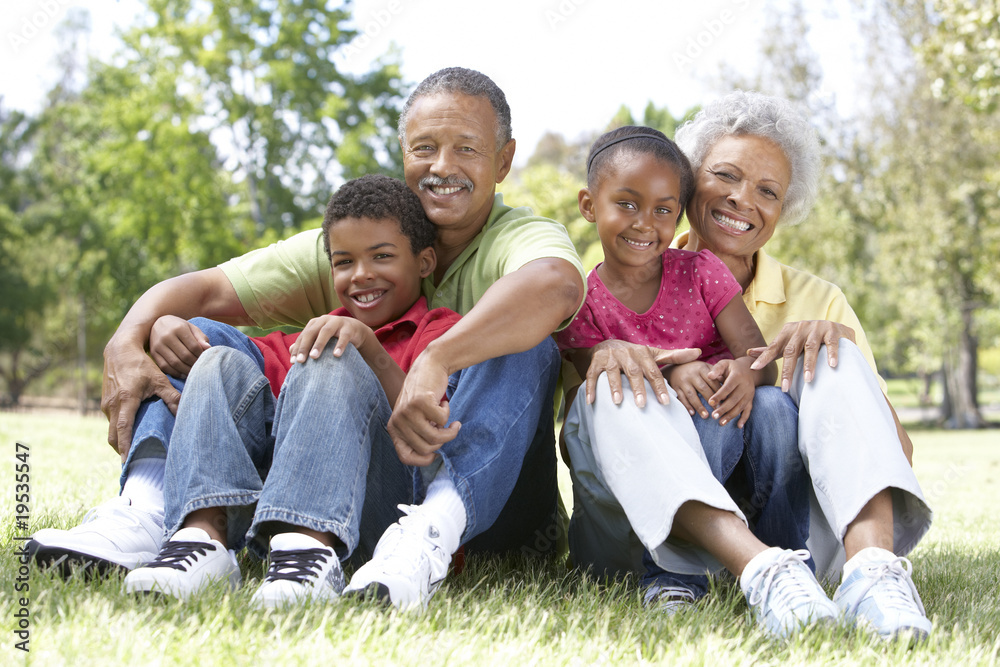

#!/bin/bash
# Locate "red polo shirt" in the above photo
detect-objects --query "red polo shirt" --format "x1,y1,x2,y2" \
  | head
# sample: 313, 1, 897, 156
250, 297, 460, 397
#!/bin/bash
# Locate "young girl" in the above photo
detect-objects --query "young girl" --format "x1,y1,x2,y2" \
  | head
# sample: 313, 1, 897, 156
558, 126, 836, 639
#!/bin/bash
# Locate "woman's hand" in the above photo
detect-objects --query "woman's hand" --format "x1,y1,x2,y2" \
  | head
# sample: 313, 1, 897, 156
582, 339, 700, 407
665, 361, 718, 418
705, 357, 758, 428
149, 315, 210, 379
290, 315, 376, 363
749, 320, 856, 391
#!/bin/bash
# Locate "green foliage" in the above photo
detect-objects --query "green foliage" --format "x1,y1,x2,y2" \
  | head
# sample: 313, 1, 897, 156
0, 2, 406, 404
136, 0, 405, 234
922, 0, 1000, 113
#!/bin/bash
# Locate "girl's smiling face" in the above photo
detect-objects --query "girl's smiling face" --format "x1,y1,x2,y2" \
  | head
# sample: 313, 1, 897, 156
579, 151, 683, 275
328, 216, 435, 329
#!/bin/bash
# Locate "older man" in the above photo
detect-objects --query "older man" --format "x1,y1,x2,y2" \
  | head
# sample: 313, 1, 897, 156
29, 68, 609, 606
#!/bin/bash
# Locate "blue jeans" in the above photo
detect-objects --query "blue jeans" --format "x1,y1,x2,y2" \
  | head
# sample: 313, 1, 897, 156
163, 343, 411, 562
156, 319, 562, 560
121, 317, 266, 490
640, 386, 810, 596
434, 336, 562, 554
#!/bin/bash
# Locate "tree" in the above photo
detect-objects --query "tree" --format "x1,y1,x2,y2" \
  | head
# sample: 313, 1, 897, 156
133, 0, 405, 235
921, 0, 1000, 113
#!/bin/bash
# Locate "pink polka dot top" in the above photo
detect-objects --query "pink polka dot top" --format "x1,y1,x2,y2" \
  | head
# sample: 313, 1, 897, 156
556, 249, 742, 365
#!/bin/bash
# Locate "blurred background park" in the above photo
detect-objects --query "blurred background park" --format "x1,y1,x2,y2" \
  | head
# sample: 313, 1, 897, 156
1, 0, 998, 429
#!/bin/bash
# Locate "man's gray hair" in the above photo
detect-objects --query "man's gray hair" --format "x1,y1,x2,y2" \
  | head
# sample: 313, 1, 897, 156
398, 67, 512, 151
675, 91, 820, 226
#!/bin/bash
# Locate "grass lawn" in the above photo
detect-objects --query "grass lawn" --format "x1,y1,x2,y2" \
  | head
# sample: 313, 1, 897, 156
2, 411, 999, 666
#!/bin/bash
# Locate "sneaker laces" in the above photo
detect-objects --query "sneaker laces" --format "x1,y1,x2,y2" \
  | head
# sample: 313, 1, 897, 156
264, 549, 333, 584
145, 541, 217, 571
747, 549, 818, 610
845, 556, 926, 617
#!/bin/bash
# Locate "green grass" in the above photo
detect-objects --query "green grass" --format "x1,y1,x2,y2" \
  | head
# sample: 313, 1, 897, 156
2, 412, 999, 665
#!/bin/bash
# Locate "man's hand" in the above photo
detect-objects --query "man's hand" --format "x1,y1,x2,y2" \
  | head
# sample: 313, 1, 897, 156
101, 341, 182, 463
290, 315, 376, 363
583, 339, 701, 407
387, 353, 461, 466
749, 320, 856, 391
149, 316, 210, 379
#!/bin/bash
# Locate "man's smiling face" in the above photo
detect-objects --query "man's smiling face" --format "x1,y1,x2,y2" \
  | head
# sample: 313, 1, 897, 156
400, 92, 514, 240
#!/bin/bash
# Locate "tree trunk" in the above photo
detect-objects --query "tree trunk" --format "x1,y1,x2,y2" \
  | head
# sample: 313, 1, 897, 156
77, 293, 88, 415
940, 305, 983, 428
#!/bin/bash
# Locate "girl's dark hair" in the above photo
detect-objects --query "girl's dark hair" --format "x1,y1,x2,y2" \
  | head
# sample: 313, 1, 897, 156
586, 125, 695, 216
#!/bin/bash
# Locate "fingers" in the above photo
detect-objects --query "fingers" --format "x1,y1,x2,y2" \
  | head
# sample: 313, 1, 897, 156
652, 347, 701, 367
392, 421, 461, 466
150, 322, 210, 378
112, 392, 140, 462
675, 385, 701, 417
824, 333, 840, 369
749, 341, 781, 371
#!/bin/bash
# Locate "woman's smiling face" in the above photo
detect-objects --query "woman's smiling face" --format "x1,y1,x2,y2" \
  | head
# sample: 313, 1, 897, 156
686, 134, 792, 262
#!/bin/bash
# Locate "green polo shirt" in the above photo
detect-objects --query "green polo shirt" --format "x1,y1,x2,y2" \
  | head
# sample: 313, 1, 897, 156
220, 193, 584, 329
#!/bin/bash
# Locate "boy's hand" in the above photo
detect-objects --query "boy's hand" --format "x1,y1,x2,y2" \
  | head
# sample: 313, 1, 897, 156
290, 315, 375, 363
149, 315, 210, 379
665, 361, 719, 418
705, 357, 757, 428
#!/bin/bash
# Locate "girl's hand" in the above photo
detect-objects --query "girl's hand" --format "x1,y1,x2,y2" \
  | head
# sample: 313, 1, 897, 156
582, 339, 701, 408
290, 315, 375, 363
706, 358, 758, 428
665, 361, 719, 418
149, 315, 210, 379
749, 320, 856, 391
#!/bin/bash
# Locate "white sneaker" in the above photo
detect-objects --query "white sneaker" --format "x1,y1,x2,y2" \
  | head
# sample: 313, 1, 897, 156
123, 527, 241, 600
250, 533, 345, 608
833, 550, 932, 641
343, 505, 454, 610
741, 548, 840, 639
28, 496, 162, 576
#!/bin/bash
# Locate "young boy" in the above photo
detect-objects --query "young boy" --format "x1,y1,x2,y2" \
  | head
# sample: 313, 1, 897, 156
123, 174, 462, 607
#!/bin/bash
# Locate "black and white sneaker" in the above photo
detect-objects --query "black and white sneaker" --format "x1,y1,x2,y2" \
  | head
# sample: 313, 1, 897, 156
123, 527, 241, 600
250, 533, 345, 608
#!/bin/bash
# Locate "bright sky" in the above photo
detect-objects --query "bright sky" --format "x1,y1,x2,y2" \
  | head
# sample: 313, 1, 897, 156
0, 0, 866, 166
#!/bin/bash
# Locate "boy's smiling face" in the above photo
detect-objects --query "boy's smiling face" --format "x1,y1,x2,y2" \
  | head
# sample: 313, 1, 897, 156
329, 217, 436, 329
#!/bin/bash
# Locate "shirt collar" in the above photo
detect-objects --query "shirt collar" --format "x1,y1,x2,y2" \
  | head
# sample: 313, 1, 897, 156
330, 296, 429, 340
747, 247, 786, 306
671, 230, 786, 306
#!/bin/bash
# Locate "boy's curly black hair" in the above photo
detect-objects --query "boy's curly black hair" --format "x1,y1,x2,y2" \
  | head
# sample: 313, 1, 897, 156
322, 174, 436, 260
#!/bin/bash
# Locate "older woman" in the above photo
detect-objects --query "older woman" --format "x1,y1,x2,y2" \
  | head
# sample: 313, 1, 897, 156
563, 91, 931, 640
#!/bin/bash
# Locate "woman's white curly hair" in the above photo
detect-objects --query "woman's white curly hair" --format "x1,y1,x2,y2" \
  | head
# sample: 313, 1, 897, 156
675, 90, 821, 226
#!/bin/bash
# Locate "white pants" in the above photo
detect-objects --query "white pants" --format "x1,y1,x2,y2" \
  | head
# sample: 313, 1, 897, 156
564, 339, 932, 583
792, 341, 931, 581
564, 378, 745, 577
